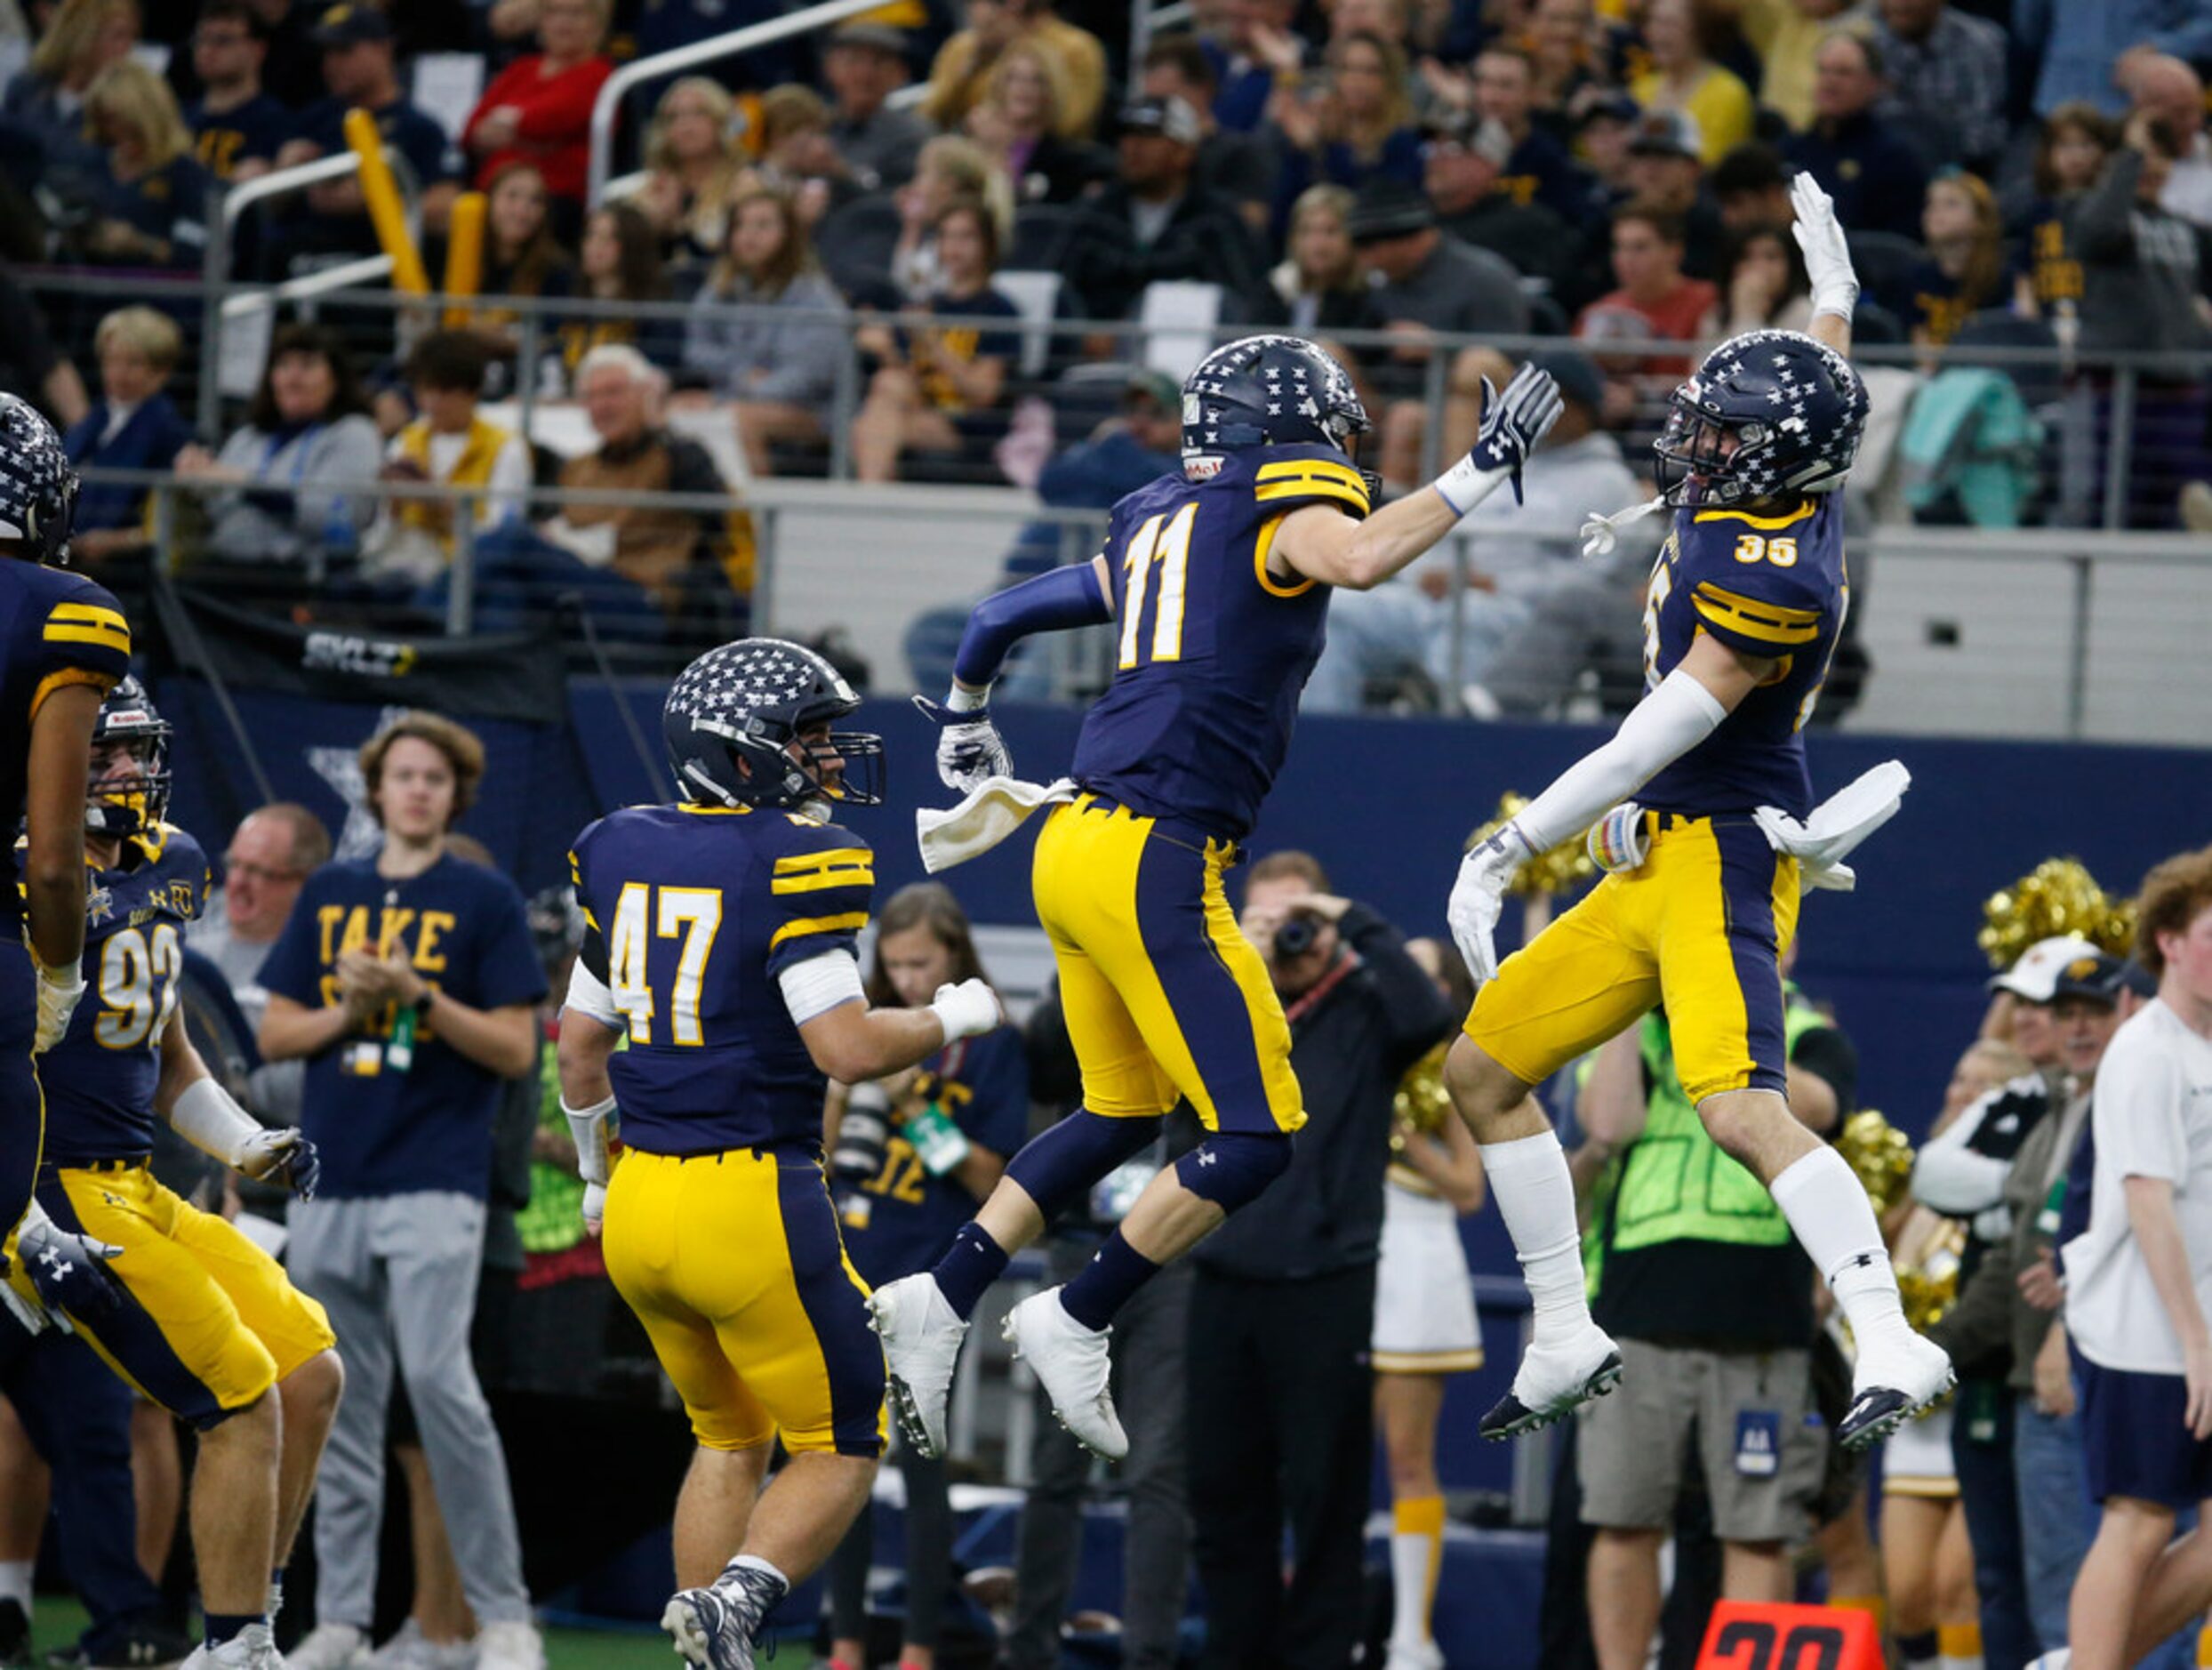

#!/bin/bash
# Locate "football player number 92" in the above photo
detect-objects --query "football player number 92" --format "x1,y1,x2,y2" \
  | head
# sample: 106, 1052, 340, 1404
95, 923, 183, 1050
608, 883, 724, 1046
1118, 502, 1200, 670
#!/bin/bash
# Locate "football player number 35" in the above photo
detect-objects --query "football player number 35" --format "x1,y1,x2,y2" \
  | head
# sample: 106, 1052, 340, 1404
608, 883, 722, 1046
1118, 502, 1199, 670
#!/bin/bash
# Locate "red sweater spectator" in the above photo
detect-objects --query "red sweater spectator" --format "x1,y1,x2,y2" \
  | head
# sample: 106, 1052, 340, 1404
461, 0, 613, 205
1575, 203, 1718, 378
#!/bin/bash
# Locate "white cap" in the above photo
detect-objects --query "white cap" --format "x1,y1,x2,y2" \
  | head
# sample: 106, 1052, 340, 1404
1989, 935, 2102, 1002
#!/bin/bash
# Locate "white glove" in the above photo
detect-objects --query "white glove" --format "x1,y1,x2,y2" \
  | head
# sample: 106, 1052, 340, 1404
1790, 172, 1858, 322
1752, 759, 1911, 894
930, 977, 1002, 1042
236, 1127, 322, 1197
581, 1182, 606, 1237
1447, 822, 1534, 984
913, 693, 1014, 795
1751, 807, 1857, 891
1436, 363, 1566, 513
33, 959, 84, 1055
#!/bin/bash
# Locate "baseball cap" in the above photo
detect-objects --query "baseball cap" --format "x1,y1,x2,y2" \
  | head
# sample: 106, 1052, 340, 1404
1123, 367, 1181, 410
1577, 92, 1640, 130
829, 20, 908, 56
1118, 96, 1202, 146
1628, 108, 1703, 162
1990, 935, 2102, 1001
2048, 949, 2128, 1006
312, 3, 391, 46
1529, 349, 1603, 415
1346, 176, 1436, 244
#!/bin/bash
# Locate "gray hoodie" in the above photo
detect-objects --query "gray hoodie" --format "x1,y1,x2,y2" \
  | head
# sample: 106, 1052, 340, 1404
681, 270, 851, 405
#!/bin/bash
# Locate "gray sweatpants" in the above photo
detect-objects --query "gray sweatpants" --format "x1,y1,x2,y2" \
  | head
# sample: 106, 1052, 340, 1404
288, 1192, 529, 1628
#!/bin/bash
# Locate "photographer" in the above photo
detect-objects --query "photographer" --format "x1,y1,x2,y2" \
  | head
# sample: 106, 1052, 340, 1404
1187, 851, 1452, 1670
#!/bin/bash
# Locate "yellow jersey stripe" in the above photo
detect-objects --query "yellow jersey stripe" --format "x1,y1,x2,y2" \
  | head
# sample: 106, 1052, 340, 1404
1692, 583, 1823, 646
1255, 458, 1368, 493
47, 602, 131, 630
44, 622, 132, 651
1253, 474, 1372, 515
1252, 512, 1315, 598
1693, 501, 1816, 530
768, 911, 869, 949
773, 847, 870, 873
676, 802, 751, 816
769, 866, 875, 895
28, 666, 117, 722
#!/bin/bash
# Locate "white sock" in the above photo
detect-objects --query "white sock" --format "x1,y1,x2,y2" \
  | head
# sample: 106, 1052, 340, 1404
1768, 1147, 1908, 1345
0, 1560, 29, 1613
1479, 1132, 1591, 1345
1388, 1497, 1446, 1649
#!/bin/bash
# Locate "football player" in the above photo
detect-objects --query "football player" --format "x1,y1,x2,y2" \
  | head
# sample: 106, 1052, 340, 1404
16, 677, 341, 1670
557, 639, 1002, 1670
1442, 174, 1952, 1449
870, 333, 1563, 1461
0, 393, 140, 1356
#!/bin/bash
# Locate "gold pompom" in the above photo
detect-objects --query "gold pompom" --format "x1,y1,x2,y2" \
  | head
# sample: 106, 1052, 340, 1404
1468, 791, 1596, 899
1836, 1108, 1914, 1216
1979, 857, 2139, 969
1392, 1040, 1453, 1143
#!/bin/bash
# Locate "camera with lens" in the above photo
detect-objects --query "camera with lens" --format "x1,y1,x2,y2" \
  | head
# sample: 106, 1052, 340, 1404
830, 1083, 893, 1184
1273, 914, 1320, 959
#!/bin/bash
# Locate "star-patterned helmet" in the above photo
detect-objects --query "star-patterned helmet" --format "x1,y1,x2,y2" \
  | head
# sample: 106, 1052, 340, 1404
0, 393, 80, 565
1180, 334, 1371, 469
1652, 329, 1868, 509
662, 638, 886, 812
87, 674, 172, 839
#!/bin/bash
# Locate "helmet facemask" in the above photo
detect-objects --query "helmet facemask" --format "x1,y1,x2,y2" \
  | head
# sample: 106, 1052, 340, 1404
1654, 386, 1775, 508
86, 731, 172, 839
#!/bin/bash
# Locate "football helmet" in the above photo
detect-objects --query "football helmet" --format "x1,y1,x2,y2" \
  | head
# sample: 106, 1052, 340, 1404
0, 393, 81, 565
1181, 334, 1371, 467
1652, 328, 1868, 509
87, 675, 172, 839
663, 638, 885, 811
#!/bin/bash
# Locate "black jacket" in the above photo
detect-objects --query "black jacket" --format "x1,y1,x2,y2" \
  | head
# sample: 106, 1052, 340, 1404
1195, 903, 1452, 1282
1064, 180, 1276, 321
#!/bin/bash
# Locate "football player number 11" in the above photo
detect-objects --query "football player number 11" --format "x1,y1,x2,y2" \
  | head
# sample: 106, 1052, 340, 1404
1118, 502, 1199, 670
608, 882, 723, 1045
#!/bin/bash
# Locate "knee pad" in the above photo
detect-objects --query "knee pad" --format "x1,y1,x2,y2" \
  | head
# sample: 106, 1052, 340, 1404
1005, 1109, 1164, 1223
1173, 1130, 1294, 1211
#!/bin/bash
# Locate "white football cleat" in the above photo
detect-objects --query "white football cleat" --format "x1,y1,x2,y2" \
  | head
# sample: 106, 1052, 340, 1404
474, 1619, 547, 1670
285, 1623, 367, 1670
1839, 1330, 1954, 1450
869, 1273, 967, 1459
180, 1622, 284, 1667
1004, 1288, 1126, 1461
1479, 1322, 1623, 1440
1385, 1641, 1447, 1670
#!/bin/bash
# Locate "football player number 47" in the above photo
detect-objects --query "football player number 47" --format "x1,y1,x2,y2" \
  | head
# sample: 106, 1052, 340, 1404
609, 883, 723, 1045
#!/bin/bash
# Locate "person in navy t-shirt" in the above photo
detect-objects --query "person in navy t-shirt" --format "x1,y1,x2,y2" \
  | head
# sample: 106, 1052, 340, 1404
824, 883, 1028, 1670
257, 711, 549, 1670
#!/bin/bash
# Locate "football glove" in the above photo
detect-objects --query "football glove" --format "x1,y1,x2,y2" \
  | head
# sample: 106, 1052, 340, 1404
913, 694, 1013, 796
930, 978, 1002, 1043
1439, 363, 1565, 511
33, 957, 84, 1055
1791, 172, 1859, 321
1447, 821, 1535, 984
236, 1127, 321, 1199
11, 1200, 125, 1332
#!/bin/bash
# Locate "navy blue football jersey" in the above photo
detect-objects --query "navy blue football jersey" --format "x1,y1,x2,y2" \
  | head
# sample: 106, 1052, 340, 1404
1636, 497, 1847, 819
568, 804, 875, 1157
40, 825, 212, 1168
1068, 443, 1372, 840
0, 562, 132, 930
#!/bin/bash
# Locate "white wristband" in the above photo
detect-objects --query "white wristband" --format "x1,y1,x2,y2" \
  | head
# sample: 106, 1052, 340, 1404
930, 979, 998, 1043
1431, 454, 1506, 518
945, 682, 990, 714
563, 1094, 617, 1186
170, 1077, 263, 1168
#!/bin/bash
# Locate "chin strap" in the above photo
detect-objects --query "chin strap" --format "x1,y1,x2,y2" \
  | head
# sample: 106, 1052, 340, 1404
1578, 495, 1669, 560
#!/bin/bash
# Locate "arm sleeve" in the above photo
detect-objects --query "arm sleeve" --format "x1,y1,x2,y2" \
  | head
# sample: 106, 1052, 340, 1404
953, 561, 1112, 687
763, 825, 877, 978
1511, 668, 1729, 852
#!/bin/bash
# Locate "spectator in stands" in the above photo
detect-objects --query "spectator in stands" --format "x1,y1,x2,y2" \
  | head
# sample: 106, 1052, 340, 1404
1140, 33, 1279, 232
64, 305, 192, 565
824, 884, 1028, 1670
1200, 0, 1304, 134
1270, 183, 1384, 343
1, 0, 136, 187
1573, 90, 1641, 201
1190, 853, 1448, 1670
1868, 0, 2007, 176
890, 133, 1014, 303
461, 0, 613, 226
966, 38, 1111, 207
173, 322, 385, 574
753, 84, 869, 227
1734, 0, 1860, 135
921, 0, 1106, 141
1711, 140, 1792, 232
1898, 172, 2006, 355
71, 60, 210, 270
268, 4, 463, 274
634, 76, 749, 266
2013, 103, 2114, 322
1063, 96, 1273, 321
182, 0, 288, 181
188, 802, 331, 1033
2123, 53, 2212, 229
1576, 204, 1718, 378
1420, 107, 1577, 300
364, 330, 532, 585
558, 201, 681, 375
1697, 220, 1811, 351
1524, 0, 1614, 129
822, 22, 929, 191
852, 196, 1022, 484
0, 269, 89, 428
1782, 32, 1928, 239
1346, 176, 1528, 490
1268, 29, 1426, 212
2015, 4, 2212, 120
259, 712, 546, 1670
556, 343, 753, 622
464, 161, 575, 369
1629, 0, 1751, 165
1620, 108, 1725, 281
683, 184, 848, 475
1460, 42, 1599, 222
